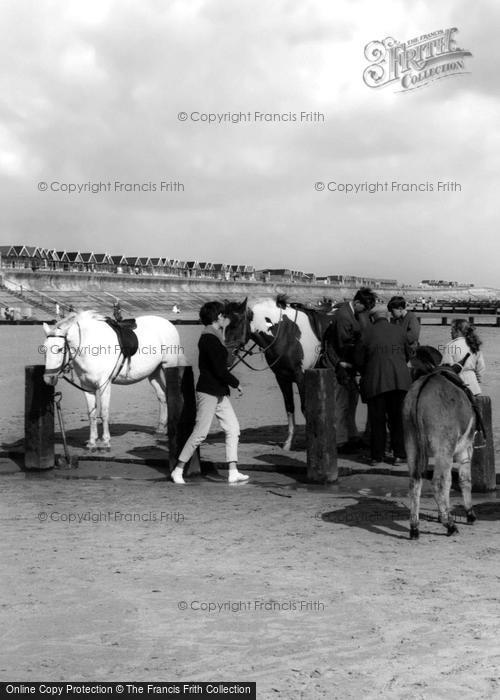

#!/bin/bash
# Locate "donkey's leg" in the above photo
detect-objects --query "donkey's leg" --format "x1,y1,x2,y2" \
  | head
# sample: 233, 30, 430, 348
433, 455, 458, 536
99, 383, 112, 450
407, 437, 421, 539
149, 366, 167, 434
409, 476, 422, 540
456, 444, 476, 524
275, 373, 295, 451
83, 391, 99, 450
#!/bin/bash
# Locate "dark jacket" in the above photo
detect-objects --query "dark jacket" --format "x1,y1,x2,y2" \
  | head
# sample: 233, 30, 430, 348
355, 318, 411, 401
390, 311, 420, 353
331, 302, 363, 364
196, 328, 240, 397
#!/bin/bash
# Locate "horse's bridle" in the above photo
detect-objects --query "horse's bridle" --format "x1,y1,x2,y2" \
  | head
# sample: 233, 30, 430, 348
229, 307, 298, 371
44, 324, 82, 381
44, 321, 125, 393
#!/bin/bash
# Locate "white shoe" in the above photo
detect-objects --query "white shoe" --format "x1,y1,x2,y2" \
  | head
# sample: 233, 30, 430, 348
228, 471, 249, 484
171, 469, 186, 484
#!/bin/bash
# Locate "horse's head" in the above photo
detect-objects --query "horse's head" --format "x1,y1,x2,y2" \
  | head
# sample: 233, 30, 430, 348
42, 321, 69, 385
222, 298, 252, 351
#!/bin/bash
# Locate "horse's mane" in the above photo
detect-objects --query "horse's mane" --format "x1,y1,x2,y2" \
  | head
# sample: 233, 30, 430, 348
55, 309, 106, 331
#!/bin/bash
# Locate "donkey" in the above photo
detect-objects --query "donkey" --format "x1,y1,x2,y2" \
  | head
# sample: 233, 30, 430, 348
403, 365, 479, 539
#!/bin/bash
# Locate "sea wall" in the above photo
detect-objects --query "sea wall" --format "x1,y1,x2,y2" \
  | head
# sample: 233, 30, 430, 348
0, 269, 490, 303
1, 269, 399, 301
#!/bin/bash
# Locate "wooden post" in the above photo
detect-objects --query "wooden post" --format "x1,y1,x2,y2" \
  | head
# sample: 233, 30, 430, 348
305, 368, 337, 483
25, 365, 54, 470
165, 366, 201, 475
471, 395, 496, 492
441, 316, 448, 326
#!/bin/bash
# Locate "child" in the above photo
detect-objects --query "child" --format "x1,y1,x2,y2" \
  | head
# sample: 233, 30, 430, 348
171, 301, 249, 485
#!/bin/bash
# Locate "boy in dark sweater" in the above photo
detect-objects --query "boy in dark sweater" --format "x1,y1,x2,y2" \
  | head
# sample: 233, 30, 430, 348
171, 301, 249, 485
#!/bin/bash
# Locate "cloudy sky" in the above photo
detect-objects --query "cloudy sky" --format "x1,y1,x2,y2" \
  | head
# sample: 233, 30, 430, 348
1, 0, 498, 285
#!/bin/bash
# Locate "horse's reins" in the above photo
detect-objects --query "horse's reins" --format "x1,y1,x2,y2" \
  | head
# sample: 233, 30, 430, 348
229, 308, 298, 372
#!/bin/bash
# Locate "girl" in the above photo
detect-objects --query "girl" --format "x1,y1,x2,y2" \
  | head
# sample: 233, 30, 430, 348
171, 301, 249, 485
440, 319, 485, 395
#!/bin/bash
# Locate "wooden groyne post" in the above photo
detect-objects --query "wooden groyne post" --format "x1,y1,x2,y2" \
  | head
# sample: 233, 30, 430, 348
165, 366, 200, 475
25, 365, 54, 470
305, 368, 337, 483
471, 395, 496, 492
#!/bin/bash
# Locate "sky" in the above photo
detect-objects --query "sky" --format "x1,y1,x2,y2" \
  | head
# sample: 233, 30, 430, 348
1, 0, 498, 286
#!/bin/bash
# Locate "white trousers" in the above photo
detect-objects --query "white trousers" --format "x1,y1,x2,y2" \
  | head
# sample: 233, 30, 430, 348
178, 392, 240, 464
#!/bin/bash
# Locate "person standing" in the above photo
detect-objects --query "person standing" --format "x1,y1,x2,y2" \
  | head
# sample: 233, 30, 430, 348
440, 319, 485, 395
355, 305, 411, 466
113, 301, 123, 321
171, 301, 249, 485
326, 287, 376, 453
387, 296, 420, 355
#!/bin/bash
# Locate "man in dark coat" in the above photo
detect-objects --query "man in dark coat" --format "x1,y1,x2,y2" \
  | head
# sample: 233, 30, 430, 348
326, 287, 376, 452
355, 305, 411, 466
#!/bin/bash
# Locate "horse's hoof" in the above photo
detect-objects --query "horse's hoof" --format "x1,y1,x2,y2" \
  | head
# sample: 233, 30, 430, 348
466, 508, 477, 524
86, 444, 97, 452
409, 526, 419, 540
446, 523, 459, 536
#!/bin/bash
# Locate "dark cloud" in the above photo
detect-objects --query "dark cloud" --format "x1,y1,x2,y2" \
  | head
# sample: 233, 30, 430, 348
0, 0, 498, 284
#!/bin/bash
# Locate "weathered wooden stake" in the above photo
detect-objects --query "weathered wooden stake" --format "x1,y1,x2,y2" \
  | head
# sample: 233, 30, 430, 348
165, 366, 200, 475
25, 365, 54, 470
471, 395, 496, 492
305, 368, 337, 483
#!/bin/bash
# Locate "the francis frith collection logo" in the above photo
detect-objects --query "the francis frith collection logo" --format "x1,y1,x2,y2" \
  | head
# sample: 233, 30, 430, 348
363, 28, 472, 91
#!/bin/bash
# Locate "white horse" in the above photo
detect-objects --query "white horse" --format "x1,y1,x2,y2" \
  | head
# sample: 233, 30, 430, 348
42, 310, 186, 449
224, 297, 334, 450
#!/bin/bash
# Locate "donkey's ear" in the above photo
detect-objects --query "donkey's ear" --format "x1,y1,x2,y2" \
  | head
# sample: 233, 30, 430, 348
42, 322, 53, 336
238, 297, 248, 311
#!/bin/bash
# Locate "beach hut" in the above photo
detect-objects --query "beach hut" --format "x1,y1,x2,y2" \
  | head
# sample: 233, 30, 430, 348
80, 253, 97, 272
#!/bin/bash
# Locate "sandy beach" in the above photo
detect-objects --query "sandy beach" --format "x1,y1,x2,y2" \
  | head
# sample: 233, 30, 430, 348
2, 323, 500, 697
2, 463, 500, 698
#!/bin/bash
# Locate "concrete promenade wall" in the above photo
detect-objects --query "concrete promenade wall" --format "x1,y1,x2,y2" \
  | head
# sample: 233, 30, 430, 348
0, 269, 490, 303
1, 270, 400, 301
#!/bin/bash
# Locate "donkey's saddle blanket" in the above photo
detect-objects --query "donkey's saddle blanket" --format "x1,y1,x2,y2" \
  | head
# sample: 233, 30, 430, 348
105, 318, 139, 359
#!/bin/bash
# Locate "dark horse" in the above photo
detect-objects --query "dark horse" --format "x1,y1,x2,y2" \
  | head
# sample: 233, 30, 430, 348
223, 296, 336, 450
404, 347, 480, 539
